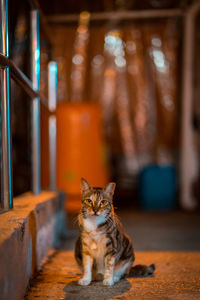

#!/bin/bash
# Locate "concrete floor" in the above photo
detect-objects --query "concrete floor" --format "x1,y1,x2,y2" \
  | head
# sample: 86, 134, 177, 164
25, 210, 200, 299
25, 251, 200, 300
64, 210, 200, 251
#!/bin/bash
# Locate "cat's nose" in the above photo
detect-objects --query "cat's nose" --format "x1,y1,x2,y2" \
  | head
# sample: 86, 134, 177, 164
93, 207, 98, 214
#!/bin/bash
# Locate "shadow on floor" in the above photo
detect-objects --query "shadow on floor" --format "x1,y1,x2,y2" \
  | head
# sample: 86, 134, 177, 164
64, 279, 131, 300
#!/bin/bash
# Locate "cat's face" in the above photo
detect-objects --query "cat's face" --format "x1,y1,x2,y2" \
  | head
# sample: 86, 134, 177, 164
80, 178, 116, 218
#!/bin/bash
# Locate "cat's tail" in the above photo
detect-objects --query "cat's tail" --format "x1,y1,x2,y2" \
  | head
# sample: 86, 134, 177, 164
128, 264, 155, 278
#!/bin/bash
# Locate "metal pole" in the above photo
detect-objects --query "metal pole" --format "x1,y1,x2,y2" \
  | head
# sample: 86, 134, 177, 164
180, 0, 200, 210
47, 8, 184, 24
0, 0, 13, 210
48, 61, 57, 190
31, 10, 41, 195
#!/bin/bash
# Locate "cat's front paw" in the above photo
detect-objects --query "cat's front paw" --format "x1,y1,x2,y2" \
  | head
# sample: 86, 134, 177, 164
103, 278, 114, 286
78, 277, 91, 286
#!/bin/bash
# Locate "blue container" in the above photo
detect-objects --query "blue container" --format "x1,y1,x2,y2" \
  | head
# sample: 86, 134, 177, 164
139, 165, 176, 211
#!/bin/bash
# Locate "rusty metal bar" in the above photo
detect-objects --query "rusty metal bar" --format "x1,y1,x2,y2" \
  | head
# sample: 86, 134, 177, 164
31, 9, 41, 195
47, 8, 184, 24
48, 61, 57, 190
0, 0, 13, 210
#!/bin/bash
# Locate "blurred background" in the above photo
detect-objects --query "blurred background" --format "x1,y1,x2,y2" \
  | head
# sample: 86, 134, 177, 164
6, 0, 200, 218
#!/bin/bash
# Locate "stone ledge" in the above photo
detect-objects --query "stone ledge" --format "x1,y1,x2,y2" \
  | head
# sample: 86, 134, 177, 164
0, 191, 66, 300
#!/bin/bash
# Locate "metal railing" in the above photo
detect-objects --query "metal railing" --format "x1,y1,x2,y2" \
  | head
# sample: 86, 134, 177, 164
0, 0, 57, 211
47, 8, 184, 23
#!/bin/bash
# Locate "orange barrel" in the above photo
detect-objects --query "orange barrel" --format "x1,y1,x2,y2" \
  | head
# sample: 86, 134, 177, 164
56, 102, 109, 212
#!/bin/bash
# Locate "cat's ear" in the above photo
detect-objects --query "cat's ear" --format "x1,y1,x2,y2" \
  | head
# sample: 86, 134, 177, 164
80, 178, 90, 193
105, 182, 116, 197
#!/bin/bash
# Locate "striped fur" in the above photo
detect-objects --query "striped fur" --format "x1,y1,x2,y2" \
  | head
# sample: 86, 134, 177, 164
75, 178, 155, 286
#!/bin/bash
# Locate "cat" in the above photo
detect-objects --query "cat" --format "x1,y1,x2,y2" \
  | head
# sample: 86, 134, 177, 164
75, 178, 155, 286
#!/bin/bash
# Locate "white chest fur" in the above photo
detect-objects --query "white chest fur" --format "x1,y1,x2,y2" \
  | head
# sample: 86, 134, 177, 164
83, 216, 105, 232
82, 216, 107, 264
89, 232, 107, 268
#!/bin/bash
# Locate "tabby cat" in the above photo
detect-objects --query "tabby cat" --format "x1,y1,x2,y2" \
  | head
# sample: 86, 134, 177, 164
75, 178, 155, 286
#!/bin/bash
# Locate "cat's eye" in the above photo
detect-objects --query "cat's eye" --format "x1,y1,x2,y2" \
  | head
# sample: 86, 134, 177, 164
86, 199, 92, 204
101, 200, 108, 205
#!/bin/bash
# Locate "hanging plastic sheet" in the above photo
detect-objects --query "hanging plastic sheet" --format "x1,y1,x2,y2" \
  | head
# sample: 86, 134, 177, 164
70, 11, 90, 101
125, 26, 156, 168
144, 20, 179, 165
48, 18, 180, 189
101, 30, 138, 177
